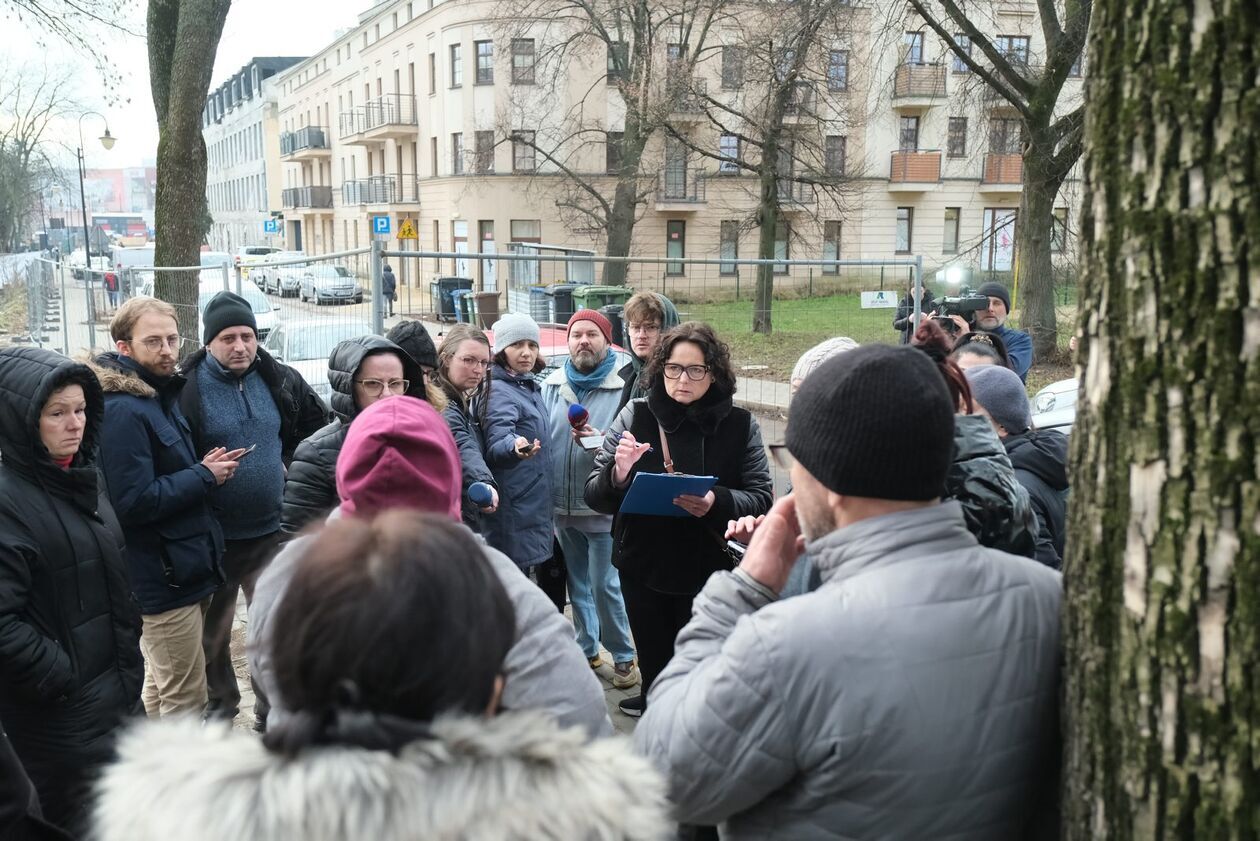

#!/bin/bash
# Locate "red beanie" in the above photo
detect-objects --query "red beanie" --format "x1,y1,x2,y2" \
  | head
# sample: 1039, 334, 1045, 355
568, 308, 613, 344
335, 396, 462, 520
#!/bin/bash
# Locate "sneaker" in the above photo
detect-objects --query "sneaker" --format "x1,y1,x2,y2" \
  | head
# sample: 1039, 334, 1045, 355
588, 655, 605, 670
612, 661, 641, 689
618, 695, 645, 718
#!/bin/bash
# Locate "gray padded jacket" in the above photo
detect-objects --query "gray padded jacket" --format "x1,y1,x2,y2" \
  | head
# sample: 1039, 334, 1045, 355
634, 501, 1062, 840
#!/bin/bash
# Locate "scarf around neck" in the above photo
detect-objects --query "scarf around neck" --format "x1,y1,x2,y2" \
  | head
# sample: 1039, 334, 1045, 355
564, 351, 617, 400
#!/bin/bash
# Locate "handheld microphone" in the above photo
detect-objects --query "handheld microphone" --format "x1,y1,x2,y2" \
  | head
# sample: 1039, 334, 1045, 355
468, 482, 495, 507
567, 403, 590, 430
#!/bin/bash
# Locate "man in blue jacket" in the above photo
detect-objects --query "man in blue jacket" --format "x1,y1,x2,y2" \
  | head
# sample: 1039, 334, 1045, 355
93, 298, 245, 718
938, 280, 1033, 380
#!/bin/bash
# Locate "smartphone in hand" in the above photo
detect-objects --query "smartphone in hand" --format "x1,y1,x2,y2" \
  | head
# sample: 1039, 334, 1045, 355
239, 443, 258, 457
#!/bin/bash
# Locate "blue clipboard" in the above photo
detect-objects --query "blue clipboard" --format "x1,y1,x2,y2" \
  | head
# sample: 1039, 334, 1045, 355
619, 472, 718, 517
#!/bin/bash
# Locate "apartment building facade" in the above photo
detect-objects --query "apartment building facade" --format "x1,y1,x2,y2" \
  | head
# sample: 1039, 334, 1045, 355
269, 0, 1082, 294
203, 57, 305, 253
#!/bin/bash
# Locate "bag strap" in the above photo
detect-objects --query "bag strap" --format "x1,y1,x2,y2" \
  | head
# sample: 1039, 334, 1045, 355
657, 423, 675, 474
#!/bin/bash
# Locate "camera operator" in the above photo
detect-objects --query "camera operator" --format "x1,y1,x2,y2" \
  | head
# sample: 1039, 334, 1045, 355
933, 281, 1032, 381
892, 283, 935, 344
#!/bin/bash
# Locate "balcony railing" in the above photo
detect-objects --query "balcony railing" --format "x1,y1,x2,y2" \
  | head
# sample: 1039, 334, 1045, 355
668, 77, 708, 114
783, 82, 817, 116
658, 171, 706, 203
982, 152, 1023, 183
776, 178, 815, 205
893, 62, 947, 98
338, 94, 418, 138
340, 175, 420, 204
280, 126, 329, 156
281, 185, 333, 209
889, 149, 942, 182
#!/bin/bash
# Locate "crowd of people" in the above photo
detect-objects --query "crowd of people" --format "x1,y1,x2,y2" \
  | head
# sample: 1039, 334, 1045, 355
0, 279, 1072, 840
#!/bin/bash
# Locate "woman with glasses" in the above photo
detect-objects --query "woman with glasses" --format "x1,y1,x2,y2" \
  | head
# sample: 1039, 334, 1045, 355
281, 336, 441, 534
433, 324, 499, 532
585, 322, 772, 718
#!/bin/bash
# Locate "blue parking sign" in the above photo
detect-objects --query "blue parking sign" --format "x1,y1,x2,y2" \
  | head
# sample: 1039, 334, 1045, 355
373, 215, 391, 235
263, 219, 279, 233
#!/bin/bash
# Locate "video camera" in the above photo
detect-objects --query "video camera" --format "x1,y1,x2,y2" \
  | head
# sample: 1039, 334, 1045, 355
933, 289, 990, 335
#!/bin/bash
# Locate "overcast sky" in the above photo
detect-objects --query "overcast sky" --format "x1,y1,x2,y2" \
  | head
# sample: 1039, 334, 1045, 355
9, 1, 363, 170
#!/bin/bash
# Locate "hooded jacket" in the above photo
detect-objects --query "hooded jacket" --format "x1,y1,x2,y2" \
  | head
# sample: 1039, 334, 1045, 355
279, 336, 427, 534
92, 714, 668, 841
585, 378, 773, 595
634, 502, 1062, 840
949, 413, 1038, 559
1005, 429, 1070, 568
438, 380, 496, 532
90, 352, 224, 613
541, 357, 624, 517
480, 364, 554, 568
616, 294, 681, 411
177, 345, 328, 466
0, 348, 143, 831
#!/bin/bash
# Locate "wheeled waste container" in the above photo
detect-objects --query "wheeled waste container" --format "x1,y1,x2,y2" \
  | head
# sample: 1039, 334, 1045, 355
572, 284, 633, 310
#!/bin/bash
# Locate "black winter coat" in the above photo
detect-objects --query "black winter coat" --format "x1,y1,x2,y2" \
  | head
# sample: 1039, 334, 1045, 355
0, 348, 143, 832
438, 384, 496, 532
893, 290, 936, 343
178, 346, 328, 466
585, 379, 773, 595
949, 414, 1038, 559
280, 336, 427, 533
1005, 430, 1069, 568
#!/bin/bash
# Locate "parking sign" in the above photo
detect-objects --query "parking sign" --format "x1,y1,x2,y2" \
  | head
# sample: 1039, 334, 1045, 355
263, 219, 279, 233
372, 215, 391, 235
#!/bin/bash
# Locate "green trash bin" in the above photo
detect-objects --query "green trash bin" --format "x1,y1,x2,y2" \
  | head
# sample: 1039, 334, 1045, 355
571, 284, 633, 310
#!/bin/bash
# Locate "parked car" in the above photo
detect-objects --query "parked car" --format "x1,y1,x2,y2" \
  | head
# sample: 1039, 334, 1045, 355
69, 251, 109, 280
262, 318, 374, 401
235, 245, 283, 278
1030, 377, 1077, 434
253, 251, 308, 295
200, 251, 233, 269
298, 264, 363, 305
197, 277, 280, 342
483, 323, 629, 381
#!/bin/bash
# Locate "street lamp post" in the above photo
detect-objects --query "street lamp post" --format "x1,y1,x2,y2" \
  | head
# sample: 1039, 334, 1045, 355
77, 111, 116, 345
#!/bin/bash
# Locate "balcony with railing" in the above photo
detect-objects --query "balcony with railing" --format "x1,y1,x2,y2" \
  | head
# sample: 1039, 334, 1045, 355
340, 175, 420, 205
887, 149, 942, 191
776, 178, 816, 210
280, 126, 331, 160
667, 78, 707, 121
892, 62, 947, 107
654, 171, 707, 211
281, 185, 334, 209
338, 94, 418, 143
979, 152, 1023, 191
782, 82, 817, 120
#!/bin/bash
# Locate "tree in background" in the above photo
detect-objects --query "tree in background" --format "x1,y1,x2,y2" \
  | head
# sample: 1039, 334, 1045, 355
147, 0, 230, 345
1063, 0, 1259, 835
0, 64, 76, 252
905, 0, 1090, 361
2, 0, 138, 101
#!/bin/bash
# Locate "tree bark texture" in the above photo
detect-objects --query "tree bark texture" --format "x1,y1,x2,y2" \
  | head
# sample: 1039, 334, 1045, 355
603, 109, 648, 287
147, 0, 230, 347
1063, 0, 1260, 837
1017, 128, 1067, 359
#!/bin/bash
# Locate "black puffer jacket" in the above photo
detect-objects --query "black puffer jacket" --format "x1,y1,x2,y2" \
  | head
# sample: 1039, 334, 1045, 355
1005, 429, 1070, 568
279, 336, 427, 533
0, 347, 143, 832
949, 414, 1037, 558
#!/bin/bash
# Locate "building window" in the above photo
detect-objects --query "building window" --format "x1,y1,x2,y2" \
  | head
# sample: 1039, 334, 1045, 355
904, 31, 924, 64
718, 134, 739, 173
947, 117, 968, 157
1069, 51, 1084, 77
510, 219, 542, 244
428, 53, 437, 94
451, 132, 464, 174
896, 207, 913, 253
898, 116, 919, 151
721, 46, 744, 89
606, 131, 623, 174
952, 34, 971, 72
433, 220, 441, 270
774, 47, 795, 82
719, 220, 738, 275
996, 35, 1030, 66
430, 136, 438, 175
822, 221, 841, 274
450, 43, 463, 87
511, 39, 535, 84
990, 117, 1023, 154
474, 130, 495, 173
1051, 207, 1068, 252
773, 222, 789, 274
825, 135, 846, 176
827, 50, 849, 91
666, 220, 686, 275
475, 40, 494, 84
943, 207, 960, 254
607, 41, 628, 84
512, 130, 536, 172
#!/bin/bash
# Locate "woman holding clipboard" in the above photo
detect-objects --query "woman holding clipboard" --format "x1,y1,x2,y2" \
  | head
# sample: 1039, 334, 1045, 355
585, 322, 772, 718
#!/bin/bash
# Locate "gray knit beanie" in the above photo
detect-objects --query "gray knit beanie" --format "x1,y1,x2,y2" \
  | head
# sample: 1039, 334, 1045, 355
490, 312, 541, 354
791, 337, 860, 388
964, 364, 1031, 434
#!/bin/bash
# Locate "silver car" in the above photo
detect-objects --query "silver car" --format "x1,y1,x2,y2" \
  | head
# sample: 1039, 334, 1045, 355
263, 318, 374, 402
298, 265, 363, 305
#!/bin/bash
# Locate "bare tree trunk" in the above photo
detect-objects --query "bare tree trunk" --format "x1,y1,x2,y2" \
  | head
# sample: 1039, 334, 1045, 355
1017, 133, 1064, 360
1063, 0, 1260, 836
603, 111, 648, 287
147, 0, 231, 347
753, 162, 780, 335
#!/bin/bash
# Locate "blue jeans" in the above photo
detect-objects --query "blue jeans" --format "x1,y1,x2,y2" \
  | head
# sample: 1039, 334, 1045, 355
557, 526, 636, 664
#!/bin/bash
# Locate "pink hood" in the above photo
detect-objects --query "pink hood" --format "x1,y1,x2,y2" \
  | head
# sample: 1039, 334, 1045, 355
335, 396, 462, 520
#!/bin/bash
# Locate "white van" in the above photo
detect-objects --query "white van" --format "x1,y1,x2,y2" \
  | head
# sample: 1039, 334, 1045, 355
112, 245, 157, 295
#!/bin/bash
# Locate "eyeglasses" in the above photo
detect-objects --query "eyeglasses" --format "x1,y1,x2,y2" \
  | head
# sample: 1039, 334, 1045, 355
767, 444, 795, 471
663, 363, 710, 381
132, 335, 185, 352
456, 356, 490, 369
628, 322, 662, 335
355, 378, 410, 397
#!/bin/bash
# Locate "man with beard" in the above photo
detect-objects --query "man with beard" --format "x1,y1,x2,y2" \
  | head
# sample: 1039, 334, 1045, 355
541, 310, 639, 691
936, 280, 1033, 381
634, 344, 1062, 839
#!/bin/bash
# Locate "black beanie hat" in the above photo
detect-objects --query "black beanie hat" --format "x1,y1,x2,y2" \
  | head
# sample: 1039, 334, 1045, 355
202, 291, 256, 345
976, 281, 1011, 313
385, 319, 438, 370
785, 344, 955, 501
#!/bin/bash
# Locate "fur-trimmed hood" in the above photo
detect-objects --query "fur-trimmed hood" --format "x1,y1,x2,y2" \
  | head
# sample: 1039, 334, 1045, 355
81, 352, 158, 399
93, 712, 671, 841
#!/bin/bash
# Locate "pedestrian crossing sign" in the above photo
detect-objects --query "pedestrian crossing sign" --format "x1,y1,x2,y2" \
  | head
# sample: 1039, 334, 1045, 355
398, 218, 418, 240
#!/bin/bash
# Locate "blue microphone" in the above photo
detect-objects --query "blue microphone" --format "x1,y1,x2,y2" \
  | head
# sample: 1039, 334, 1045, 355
469, 482, 495, 507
